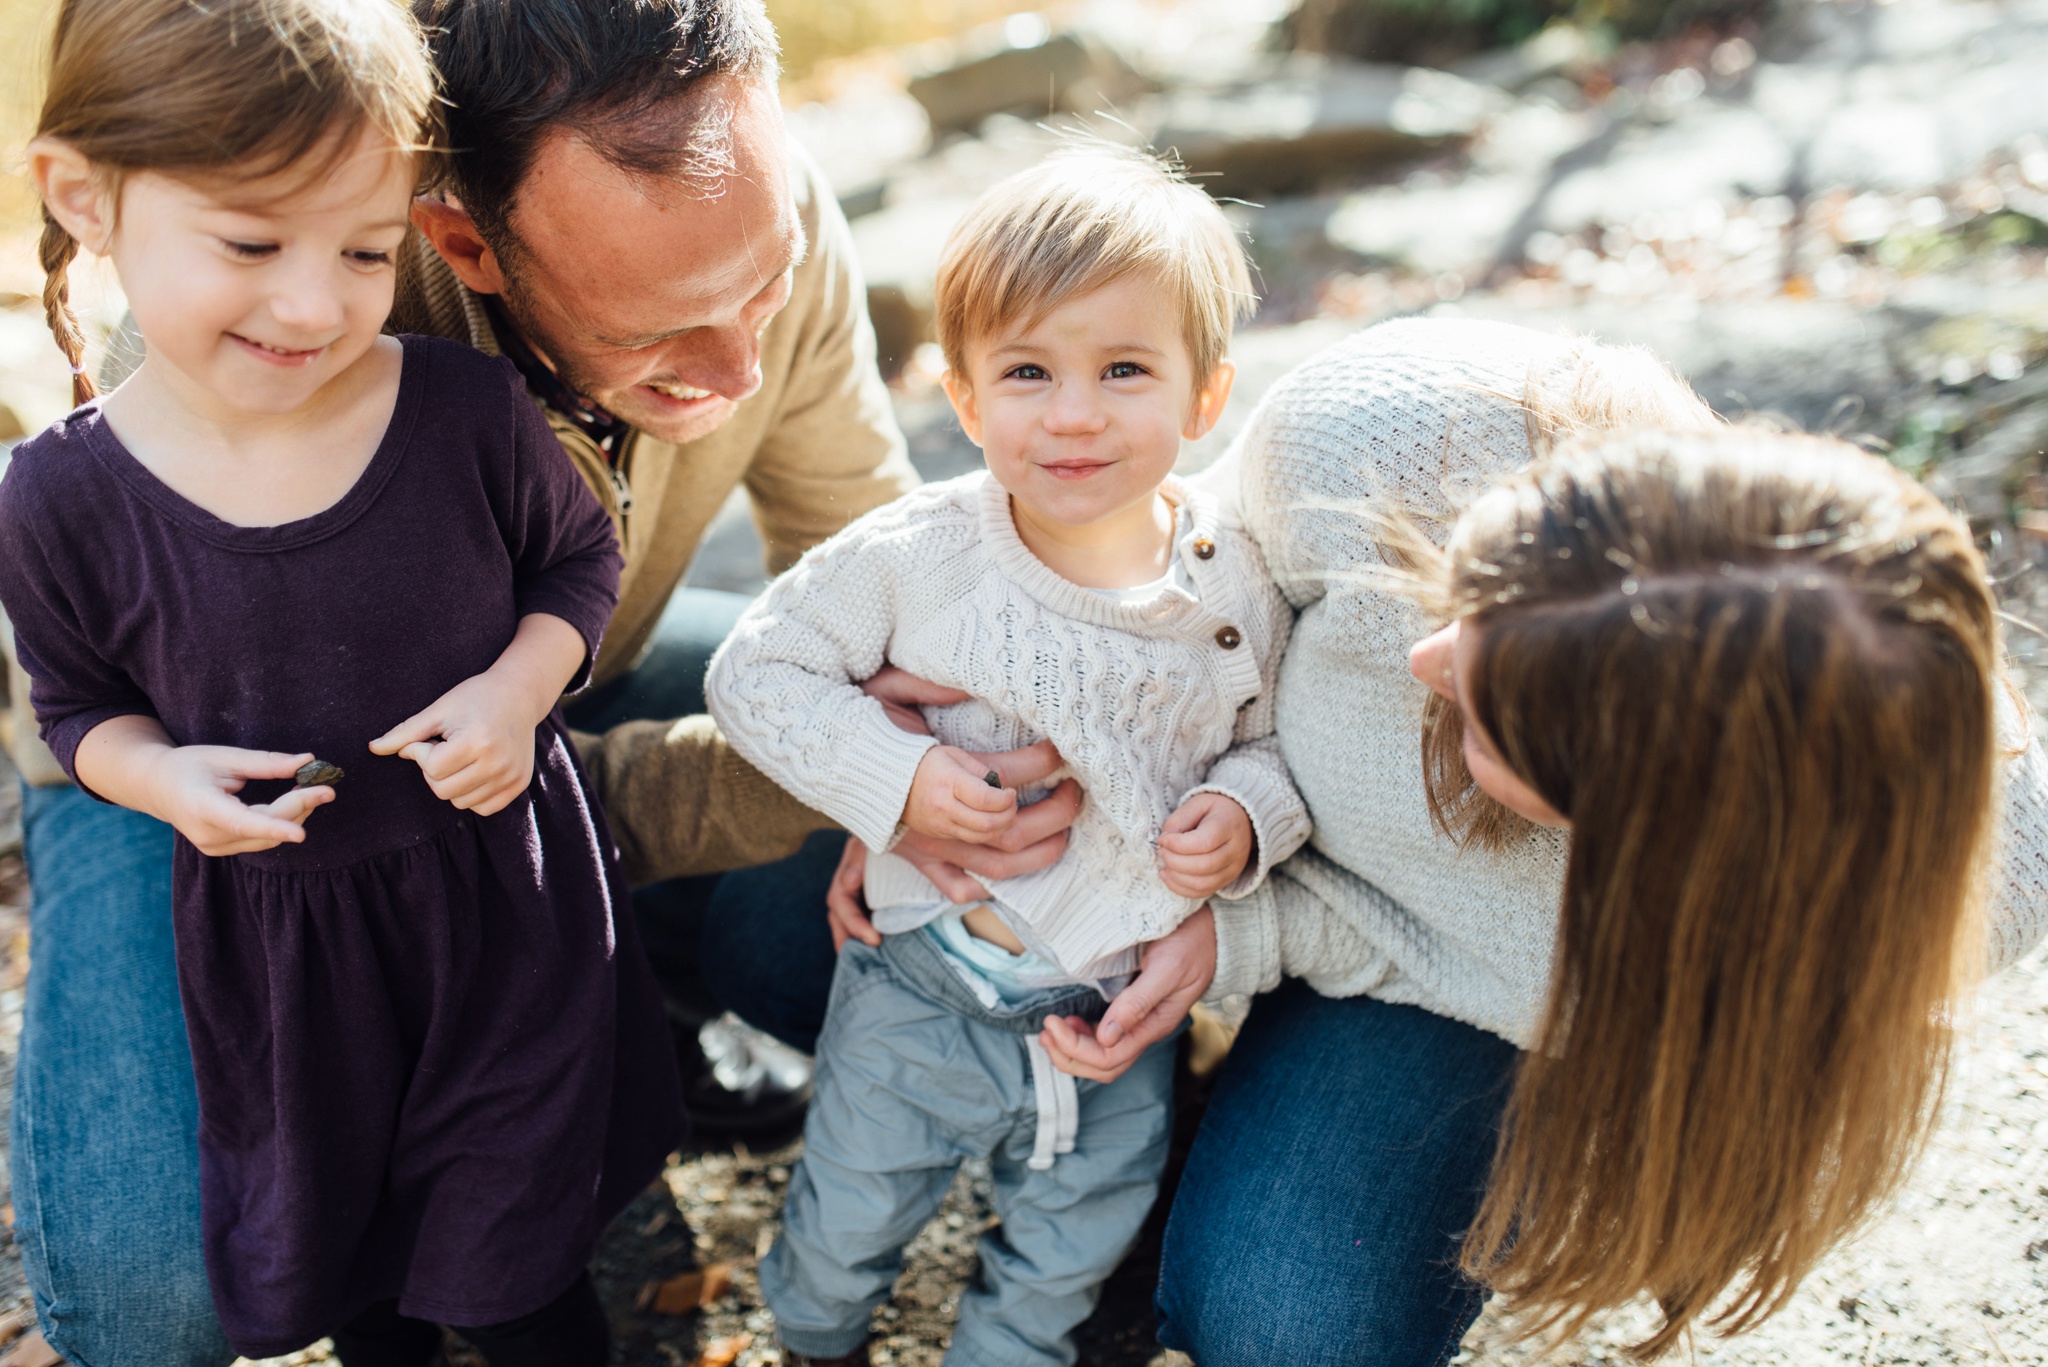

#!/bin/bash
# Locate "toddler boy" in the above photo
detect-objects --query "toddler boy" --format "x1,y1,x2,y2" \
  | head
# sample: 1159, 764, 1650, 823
705, 147, 1310, 1367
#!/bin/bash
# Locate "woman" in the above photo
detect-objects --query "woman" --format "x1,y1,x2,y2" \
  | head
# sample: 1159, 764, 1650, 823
1032, 317, 2048, 1364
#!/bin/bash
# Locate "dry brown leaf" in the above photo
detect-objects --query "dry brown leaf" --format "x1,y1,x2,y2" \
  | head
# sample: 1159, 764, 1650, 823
647, 1261, 735, 1314
689, 1330, 752, 1367
0, 1331, 63, 1367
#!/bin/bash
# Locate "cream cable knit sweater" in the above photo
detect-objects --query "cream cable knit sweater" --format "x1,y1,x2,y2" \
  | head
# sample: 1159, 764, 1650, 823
706, 471, 1312, 982
1201, 317, 2048, 1049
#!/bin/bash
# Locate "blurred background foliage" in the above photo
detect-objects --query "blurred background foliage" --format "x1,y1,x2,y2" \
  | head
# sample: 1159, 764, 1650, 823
0, 0, 1056, 230
0, 0, 45, 233
0, 0, 1769, 231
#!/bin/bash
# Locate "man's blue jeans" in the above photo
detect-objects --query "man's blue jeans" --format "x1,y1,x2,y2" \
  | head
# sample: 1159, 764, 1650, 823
1155, 979, 1522, 1367
7, 588, 842, 1366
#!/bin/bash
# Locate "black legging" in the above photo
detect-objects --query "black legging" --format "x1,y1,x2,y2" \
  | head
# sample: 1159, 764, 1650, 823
329, 1270, 609, 1367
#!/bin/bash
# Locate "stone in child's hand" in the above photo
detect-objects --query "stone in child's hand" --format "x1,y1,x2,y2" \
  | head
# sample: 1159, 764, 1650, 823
295, 759, 345, 788
984, 769, 1003, 789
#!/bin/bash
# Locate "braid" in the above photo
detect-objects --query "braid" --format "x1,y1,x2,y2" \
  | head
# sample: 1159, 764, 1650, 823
38, 211, 95, 408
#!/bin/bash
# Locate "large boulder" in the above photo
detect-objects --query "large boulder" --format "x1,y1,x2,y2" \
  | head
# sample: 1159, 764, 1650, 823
908, 26, 1152, 134
1139, 55, 1501, 196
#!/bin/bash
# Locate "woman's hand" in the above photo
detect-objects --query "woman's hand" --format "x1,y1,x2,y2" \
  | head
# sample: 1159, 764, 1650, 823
1039, 906, 1217, 1082
371, 613, 586, 817
74, 716, 331, 856
1158, 793, 1255, 899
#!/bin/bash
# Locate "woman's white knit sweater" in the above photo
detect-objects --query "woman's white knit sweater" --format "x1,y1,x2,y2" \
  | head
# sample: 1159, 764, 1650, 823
1200, 316, 2048, 1049
706, 471, 1312, 982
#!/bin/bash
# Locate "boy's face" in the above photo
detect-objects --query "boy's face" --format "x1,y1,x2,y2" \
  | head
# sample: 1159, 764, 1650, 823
109, 126, 414, 418
945, 274, 1232, 532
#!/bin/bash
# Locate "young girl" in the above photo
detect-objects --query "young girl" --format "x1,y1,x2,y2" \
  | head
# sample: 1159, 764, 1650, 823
1, 0, 682, 1360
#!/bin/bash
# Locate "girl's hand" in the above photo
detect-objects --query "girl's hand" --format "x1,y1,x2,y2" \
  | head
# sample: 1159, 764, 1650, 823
370, 670, 538, 816
369, 614, 587, 818
903, 744, 1022, 842
150, 745, 334, 856
1157, 792, 1255, 899
72, 716, 332, 856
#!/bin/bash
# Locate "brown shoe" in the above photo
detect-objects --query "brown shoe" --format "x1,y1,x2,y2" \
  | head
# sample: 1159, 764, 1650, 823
780, 1343, 870, 1367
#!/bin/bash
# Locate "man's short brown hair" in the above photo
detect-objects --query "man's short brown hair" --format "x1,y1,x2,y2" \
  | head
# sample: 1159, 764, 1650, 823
934, 147, 1256, 384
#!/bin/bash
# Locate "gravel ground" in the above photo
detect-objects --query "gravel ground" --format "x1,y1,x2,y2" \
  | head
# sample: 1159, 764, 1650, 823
211, 945, 2048, 1367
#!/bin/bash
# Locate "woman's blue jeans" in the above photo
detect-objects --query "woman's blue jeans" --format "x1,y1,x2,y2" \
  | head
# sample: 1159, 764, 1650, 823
6, 588, 843, 1366
1155, 979, 1522, 1367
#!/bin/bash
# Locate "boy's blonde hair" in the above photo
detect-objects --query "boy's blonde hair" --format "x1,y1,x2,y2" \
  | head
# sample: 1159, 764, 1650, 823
934, 146, 1255, 385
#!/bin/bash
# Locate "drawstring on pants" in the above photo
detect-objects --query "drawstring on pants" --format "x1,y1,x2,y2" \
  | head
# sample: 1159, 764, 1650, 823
1024, 1036, 1080, 1171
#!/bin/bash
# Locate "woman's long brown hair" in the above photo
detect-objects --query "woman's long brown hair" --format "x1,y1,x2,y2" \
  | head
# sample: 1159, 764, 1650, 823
33, 0, 439, 405
1433, 428, 2001, 1357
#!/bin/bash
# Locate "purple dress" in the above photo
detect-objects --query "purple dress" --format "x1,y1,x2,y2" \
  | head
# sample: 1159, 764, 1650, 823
0, 336, 684, 1355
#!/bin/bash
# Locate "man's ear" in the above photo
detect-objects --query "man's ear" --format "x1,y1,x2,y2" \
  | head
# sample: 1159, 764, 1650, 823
1183, 357, 1236, 441
941, 369, 985, 448
30, 138, 115, 254
411, 197, 510, 296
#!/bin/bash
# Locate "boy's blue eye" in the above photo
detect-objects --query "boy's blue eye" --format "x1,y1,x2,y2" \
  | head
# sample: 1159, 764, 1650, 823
1107, 361, 1148, 379
1005, 364, 1048, 381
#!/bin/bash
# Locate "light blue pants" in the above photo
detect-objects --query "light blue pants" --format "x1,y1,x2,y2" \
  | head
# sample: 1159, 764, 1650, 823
761, 935, 1176, 1367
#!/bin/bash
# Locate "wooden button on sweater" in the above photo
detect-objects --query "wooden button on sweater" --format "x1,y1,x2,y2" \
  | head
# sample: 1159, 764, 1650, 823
1192, 536, 1216, 559
1215, 626, 1242, 649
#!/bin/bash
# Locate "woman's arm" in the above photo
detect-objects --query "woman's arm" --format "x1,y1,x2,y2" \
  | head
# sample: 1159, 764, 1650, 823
1986, 691, 2048, 973
1206, 845, 1400, 1002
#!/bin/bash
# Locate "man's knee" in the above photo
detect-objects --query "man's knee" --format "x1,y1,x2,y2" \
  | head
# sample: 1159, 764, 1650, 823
37, 1249, 232, 1367
699, 831, 843, 1050
15, 786, 227, 1367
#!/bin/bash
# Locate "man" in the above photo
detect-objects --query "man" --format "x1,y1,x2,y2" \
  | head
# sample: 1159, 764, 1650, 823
5, 2, 1076, 1361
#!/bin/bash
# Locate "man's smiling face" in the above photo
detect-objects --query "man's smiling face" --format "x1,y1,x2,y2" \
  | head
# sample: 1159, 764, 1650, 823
484, 74, 804, 446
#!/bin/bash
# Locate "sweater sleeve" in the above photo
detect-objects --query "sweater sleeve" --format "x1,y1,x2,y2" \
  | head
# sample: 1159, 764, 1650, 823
1986, 684, 2048, 974
495, 361, 624, 694
1208, 843, 1400, 1004
572, 716, 839, 884
703, 509, 942, 852
1183, 576, 1312, 898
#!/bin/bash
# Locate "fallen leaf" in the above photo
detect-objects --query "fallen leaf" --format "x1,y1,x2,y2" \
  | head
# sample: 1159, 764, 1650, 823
0, 1331, 63, 1367
690, 1331, 752, 1367
647, 1262, 735, 1314
0, 1314, 25, 1351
